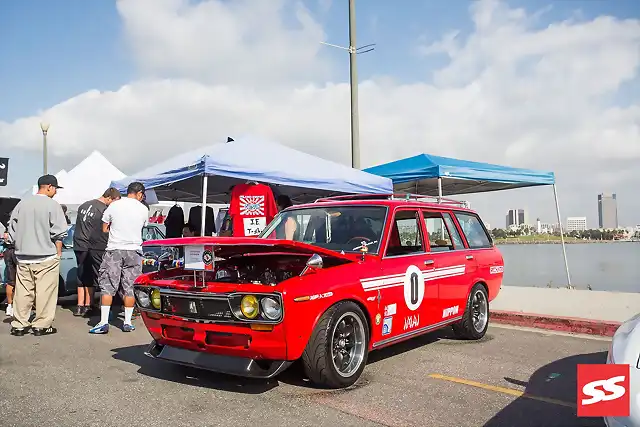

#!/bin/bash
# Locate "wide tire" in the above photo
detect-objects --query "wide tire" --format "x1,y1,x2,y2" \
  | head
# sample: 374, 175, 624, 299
302, 301, 370, 389
452, 283, 489, 340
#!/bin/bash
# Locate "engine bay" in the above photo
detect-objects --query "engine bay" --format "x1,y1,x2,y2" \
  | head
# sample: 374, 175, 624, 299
149, 252, 311, 286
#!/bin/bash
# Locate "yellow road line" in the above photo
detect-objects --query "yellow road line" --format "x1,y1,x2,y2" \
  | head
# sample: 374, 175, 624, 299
428, 374, 577, 409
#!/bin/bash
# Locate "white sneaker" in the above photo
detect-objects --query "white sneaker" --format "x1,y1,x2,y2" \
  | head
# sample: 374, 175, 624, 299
5, 305, 13, 317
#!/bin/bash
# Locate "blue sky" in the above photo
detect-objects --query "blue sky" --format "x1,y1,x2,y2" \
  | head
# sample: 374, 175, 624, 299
2, 0, 638, 121
1, 0, 639, 228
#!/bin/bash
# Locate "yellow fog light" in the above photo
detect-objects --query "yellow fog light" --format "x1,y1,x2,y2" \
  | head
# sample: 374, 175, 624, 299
150, 289, 161, 309
240, 295, 259, 319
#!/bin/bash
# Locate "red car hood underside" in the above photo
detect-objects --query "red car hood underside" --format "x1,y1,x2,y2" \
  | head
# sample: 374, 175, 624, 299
142, 236, 355, 262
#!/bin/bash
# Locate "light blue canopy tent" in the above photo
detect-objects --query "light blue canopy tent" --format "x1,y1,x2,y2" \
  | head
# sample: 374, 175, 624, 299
111, 137, 393, 234
364, 153, 572, 288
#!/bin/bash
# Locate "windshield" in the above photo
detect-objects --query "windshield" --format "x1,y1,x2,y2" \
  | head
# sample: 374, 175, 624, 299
259, 205, 388, 254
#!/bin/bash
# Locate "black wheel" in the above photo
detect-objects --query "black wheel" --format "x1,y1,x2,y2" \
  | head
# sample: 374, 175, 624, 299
452, 283, 489, 340
302, 301, 370, 388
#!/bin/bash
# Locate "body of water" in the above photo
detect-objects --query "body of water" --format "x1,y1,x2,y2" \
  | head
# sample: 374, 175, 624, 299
497, 242, 640, 293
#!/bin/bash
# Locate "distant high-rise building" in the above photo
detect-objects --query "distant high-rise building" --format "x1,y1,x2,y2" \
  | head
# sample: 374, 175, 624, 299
598, 193, 618, 229
506, 208, 528, 228
567, 217, 587, 232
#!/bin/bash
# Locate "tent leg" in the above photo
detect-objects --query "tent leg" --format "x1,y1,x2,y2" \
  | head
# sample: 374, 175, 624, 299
437, 177, 442, 203
553, 184, 572, 289
201, 176, 208, 236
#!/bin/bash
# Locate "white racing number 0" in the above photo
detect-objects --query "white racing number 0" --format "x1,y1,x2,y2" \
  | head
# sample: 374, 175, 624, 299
403, 265, 425, 311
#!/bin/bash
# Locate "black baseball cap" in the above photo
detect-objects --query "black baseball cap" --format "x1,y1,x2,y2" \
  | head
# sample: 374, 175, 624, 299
37, 174, 63, 189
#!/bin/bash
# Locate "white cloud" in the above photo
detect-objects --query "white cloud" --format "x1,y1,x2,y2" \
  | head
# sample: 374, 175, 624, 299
1, 0, 639, 226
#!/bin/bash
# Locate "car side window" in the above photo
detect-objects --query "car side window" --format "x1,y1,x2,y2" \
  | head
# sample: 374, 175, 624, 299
443, 213, 465, 249
454, 212, 493, 249
385, 210, 424, 256
422, 211, 458, 252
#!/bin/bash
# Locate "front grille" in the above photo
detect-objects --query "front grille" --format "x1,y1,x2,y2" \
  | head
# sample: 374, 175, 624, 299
162, 295, 234, 321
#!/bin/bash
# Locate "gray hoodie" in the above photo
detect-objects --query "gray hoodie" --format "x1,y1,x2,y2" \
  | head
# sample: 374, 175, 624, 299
8, 194, 68, 261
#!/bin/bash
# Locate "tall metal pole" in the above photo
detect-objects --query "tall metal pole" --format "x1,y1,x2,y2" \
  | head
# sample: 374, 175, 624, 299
40, 122, 49, 175
553, 184, 572, 289
348, 0, 360, 169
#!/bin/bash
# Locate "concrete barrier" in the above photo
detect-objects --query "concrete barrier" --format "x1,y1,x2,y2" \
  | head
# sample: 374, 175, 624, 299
489, 286, 640, 336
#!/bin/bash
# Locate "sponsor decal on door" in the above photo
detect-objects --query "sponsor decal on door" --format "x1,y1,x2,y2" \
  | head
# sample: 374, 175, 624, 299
442, 305, 459, 318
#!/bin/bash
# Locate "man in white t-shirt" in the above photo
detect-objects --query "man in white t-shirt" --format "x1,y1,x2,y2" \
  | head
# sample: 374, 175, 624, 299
90, 182, 148, 334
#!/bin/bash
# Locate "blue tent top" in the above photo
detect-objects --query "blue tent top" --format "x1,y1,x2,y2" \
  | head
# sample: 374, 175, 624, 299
111, 137, 393, 203
364, 153, 555, 196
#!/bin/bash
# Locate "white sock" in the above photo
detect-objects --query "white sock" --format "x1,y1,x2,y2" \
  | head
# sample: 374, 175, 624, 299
100, 305, 111, 326
124, 307, 134, 325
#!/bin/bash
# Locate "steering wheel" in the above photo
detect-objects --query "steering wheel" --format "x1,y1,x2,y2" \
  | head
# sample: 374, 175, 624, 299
347, 236, 371, 246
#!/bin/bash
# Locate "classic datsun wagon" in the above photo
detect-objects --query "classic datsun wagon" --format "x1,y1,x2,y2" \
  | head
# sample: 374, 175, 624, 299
134, 194, 504, 388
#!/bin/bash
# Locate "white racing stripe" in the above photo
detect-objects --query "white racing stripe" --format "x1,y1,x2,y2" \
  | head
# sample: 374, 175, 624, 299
361, 265, 466, 291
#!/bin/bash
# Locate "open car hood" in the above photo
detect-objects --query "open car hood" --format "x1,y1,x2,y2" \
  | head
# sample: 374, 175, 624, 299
142, 236, 356, 262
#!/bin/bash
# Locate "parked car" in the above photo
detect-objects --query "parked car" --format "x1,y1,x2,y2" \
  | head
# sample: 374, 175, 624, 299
134, 194, 504, 388
604, 312, 640, 427
1, 223, 166, 296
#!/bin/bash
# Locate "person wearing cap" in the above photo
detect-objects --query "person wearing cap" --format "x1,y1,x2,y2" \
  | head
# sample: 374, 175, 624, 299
90, 182, 148, 334
7, 174, 68, 336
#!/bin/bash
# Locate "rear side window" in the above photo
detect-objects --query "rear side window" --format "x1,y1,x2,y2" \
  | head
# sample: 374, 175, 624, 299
454, 212, 492, 249
423, 211, 463, 252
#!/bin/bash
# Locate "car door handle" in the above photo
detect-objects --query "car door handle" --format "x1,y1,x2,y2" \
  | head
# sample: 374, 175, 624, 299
466, 255, 474, 260
424, 259, 434, 265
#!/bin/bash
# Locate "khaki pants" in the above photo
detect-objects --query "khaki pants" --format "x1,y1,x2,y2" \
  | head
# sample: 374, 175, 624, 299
11, 256, 60, 329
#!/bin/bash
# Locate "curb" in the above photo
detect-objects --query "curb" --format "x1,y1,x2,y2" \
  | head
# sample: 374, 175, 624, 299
490, 310, 621, 337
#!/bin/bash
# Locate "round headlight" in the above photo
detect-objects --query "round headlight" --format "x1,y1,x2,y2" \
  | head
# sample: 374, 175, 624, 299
260, 297, 282, 320
240, 295, 259, 319
135, 289, 151, 308
150, 288, 161, 310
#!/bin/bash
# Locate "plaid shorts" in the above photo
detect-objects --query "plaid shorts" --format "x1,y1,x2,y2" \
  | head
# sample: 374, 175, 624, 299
98, 249, 143, 298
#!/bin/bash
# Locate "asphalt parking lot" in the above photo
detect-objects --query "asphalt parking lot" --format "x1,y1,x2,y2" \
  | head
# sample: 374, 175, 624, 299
0, 303, 609, 427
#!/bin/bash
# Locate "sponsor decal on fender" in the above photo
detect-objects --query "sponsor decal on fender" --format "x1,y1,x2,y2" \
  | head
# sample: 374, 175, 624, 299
382, 316, 392, 335
404, 314, 419, 331
384, 303, 397, 316
490, 265, 504, 274
309, 292, 333, 301
375, 313, 381, 325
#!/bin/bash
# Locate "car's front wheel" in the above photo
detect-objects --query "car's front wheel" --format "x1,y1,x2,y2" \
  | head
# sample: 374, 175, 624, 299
302, 301, 370, 388
452, 283, 489, 340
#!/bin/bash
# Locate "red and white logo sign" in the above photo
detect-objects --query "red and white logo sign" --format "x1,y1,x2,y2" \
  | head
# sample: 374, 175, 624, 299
239, 195, 265, 216
577, 364, 629, 417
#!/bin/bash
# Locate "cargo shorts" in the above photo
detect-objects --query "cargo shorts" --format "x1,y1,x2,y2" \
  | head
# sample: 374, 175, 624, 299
98, 249, 143, 298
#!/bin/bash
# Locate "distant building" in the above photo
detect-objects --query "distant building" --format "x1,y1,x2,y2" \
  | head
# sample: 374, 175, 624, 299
598, 193, 618, 229
567, 217, 587, 232
506, 208, 528, 228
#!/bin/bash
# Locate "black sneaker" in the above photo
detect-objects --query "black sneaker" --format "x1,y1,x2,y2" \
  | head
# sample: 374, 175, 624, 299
10, 327, 25, 336
32, 326, 57, 336
73, 306, 86, 316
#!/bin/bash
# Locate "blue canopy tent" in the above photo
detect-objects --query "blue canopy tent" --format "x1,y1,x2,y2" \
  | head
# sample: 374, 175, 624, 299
111, 137, 393, 235
364, 153, 572, 288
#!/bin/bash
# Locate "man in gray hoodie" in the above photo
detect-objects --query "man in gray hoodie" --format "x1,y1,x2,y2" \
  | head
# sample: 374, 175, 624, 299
7, 174, 68, 336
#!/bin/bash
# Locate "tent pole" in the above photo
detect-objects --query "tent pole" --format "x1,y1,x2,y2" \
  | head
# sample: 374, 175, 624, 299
553, 184, 572, 289
437, 177, 442, 203
201, 175, 208, 236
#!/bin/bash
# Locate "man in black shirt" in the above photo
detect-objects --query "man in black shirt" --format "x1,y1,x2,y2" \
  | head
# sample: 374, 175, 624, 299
73, 188, 121, 316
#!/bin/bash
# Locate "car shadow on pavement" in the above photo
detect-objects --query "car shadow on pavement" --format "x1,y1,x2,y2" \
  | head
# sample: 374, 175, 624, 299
367, 327, 459, 364
111, 344, 279, 394
483, 351, 607, 427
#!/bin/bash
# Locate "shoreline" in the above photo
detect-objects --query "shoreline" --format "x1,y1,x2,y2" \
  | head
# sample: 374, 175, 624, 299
494, 239, 636, 245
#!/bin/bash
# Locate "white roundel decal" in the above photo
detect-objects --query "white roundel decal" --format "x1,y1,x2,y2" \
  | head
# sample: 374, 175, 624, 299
403, 265, 425, 311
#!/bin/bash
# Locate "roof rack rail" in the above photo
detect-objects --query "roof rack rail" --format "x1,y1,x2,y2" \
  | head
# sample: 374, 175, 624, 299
313, 193, 469, 207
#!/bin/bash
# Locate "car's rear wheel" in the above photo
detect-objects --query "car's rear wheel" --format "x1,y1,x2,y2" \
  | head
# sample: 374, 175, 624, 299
452, 283, 489, 340
302, 301, 369, 388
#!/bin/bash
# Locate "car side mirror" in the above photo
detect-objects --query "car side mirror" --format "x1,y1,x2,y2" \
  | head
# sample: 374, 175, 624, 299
300, 253, 323, 277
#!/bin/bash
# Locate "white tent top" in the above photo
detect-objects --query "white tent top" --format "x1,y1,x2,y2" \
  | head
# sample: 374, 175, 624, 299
18, 169, 69, 199
54, 150, 126, 205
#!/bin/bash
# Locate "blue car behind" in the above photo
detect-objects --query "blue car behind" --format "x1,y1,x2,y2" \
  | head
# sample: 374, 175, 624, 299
1, 223, 166, 297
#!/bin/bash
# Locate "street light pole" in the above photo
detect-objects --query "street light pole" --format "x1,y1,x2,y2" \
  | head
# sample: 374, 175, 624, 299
348, 0, 360, 170
40, 122, 50, 175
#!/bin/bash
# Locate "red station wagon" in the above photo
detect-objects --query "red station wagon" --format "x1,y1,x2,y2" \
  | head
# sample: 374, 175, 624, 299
135, 194, 504, 388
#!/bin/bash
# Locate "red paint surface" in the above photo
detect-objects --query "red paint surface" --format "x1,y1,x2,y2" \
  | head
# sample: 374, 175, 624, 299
490, 310, 621, 337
